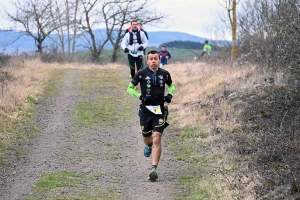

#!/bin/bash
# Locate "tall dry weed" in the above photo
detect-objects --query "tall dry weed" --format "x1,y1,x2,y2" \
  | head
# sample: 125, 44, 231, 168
0, 59, 124, 159
0, 59, 124, 118
163, 61, 285, 198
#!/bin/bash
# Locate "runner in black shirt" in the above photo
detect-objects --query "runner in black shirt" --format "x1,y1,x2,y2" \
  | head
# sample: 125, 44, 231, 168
127, 50, 175, 181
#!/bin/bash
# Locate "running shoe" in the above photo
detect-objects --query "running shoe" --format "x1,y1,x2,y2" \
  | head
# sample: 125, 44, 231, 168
148, 167, 158, 181
143, 145, 152, 157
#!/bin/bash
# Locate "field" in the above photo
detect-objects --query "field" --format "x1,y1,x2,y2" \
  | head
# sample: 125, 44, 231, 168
0, 57, 299, 199
72, 47, 204, 64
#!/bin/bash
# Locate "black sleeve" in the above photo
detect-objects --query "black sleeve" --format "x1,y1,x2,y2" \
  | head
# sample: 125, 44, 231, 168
166, 72, 172, 86
131, 71, 140, 86
144, 31, 149, 40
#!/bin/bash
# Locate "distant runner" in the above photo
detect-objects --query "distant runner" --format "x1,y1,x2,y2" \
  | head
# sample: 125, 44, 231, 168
122, 19, 148, 79
201, 40, 212, 57
158, 45, 171, 67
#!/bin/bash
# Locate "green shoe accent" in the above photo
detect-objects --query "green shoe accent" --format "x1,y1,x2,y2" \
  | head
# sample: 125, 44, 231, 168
144, 145, 152, 157
148, 167, 158, 181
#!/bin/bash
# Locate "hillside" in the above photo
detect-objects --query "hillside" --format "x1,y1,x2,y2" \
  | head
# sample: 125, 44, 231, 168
146, 31, 206, 46
0, 30, 206, 53
1, 58, 300, 199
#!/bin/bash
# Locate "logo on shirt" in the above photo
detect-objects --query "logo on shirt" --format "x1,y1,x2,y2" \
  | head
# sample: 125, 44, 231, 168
139, 75, 142, 79
145, 76, 151, 80
158, 75, 163, 79
159, 80, 163, 87
158, 118, 164, 124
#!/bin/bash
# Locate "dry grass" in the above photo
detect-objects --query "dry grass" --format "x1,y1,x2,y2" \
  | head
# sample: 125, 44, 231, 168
0, 58, 125, 165
0, 59, 125, 116
164, 61, 285, 199
166, 62, 264, 130
1, 58, 296, 198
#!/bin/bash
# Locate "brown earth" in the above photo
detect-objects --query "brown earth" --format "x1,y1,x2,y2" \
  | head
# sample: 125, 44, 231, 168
0, 69, 186, 200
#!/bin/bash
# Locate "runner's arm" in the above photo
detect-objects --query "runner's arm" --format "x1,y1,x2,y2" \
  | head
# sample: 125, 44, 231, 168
121, 33, 129, 50
167, 83, 175, 96
140, 31, 148, 49
144, 31, 149, 40
127, 83, 142, 99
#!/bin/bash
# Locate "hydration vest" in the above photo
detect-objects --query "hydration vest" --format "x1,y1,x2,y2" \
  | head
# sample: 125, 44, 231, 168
129, 30, 143, 45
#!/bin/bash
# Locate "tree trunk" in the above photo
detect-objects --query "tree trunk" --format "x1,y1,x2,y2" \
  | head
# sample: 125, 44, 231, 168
37, 40, 43, 55
111, 39, 121, 62
72, 0, 79, 56
65, 0, 71, 56
231, 0, 237, 60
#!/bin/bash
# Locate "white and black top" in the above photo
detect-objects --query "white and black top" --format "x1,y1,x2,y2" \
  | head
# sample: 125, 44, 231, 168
121, 29, 148, 57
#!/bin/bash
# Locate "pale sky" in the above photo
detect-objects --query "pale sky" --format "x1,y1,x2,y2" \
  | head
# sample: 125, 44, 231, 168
146, 0, 226, 39
0, 0, 229, 40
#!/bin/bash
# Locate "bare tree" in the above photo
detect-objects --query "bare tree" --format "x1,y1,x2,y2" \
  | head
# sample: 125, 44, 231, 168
219, 0, 240, 60
48, 0, 81, 59
48, 0, 67, 57
103, 0, 163, 63
71, 0, 80, 56
237, 0, 300, 72
5, 0, 57, 55
78, 0, 111, 62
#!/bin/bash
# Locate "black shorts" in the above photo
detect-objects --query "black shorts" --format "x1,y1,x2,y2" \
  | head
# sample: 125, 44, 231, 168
138, 105, 169, 137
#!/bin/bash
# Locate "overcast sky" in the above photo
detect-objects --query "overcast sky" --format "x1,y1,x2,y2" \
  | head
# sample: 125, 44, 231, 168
147, 0, 226, 38
0, 0, 229, 40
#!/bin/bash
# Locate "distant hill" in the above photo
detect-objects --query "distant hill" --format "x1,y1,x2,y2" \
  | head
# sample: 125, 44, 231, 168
146, 31, 206, 47
0, 29, 210, 54
162, 40, 205, 50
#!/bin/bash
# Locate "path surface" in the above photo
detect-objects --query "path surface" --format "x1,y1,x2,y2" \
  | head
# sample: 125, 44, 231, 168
0, 69, 184, 200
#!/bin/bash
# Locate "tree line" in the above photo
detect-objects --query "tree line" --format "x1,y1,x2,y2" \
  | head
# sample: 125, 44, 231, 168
160, 41, 207, 50
221, 0, 300, 76
3, 0, 163, 63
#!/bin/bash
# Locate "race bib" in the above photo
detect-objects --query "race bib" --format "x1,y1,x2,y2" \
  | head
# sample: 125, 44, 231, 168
145, 105, 162, 114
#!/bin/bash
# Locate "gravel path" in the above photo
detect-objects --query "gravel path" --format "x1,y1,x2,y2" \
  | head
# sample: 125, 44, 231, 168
0, 69, 184, 200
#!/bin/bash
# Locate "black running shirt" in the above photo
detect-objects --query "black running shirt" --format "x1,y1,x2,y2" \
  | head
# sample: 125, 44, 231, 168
131, 67, 173, 106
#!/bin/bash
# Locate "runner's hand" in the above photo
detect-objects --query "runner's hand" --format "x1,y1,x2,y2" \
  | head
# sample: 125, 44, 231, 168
138, 46, 144, 51
140, 95, 153, 105
124, 48, 129, 53
164, 94, 172, 103
139, 95, 143, 102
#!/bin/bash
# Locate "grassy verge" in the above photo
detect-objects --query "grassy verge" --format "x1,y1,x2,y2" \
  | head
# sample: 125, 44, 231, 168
164, 62, 283, 199
28, 66, 133, 199
72, 68, 133, 128
0, 59, 62, 168
73, 48, 205, 63
27, 171, 119, 200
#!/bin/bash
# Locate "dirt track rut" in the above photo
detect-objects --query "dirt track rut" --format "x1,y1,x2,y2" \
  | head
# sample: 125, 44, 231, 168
0, 69, 184, 200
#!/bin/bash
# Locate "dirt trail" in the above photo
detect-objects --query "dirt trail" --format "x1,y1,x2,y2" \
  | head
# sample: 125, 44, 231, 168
0, 69, 184, 200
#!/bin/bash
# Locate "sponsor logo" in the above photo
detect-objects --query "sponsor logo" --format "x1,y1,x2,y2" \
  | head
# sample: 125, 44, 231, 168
159, 80, 163, 87
158, 118, 164, 124
147, 84, 151, 88
145, 76, 151, 80
158, 75, 163, 79
139, 75, 142, 79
